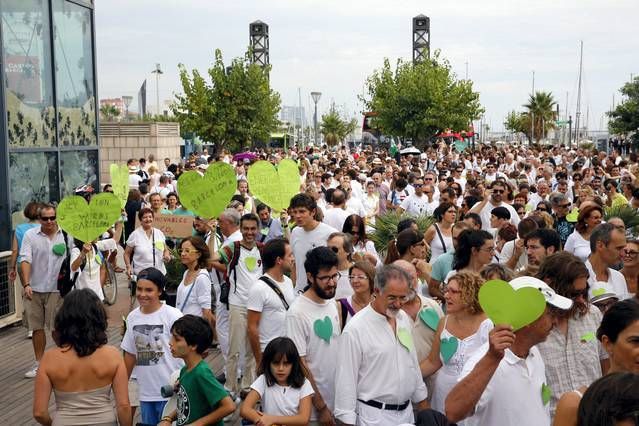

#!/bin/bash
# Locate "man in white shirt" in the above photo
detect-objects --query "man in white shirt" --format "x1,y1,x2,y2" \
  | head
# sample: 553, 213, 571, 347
398, 177, 432, 217
585, 223, 629, 299
290, 194, 337, 293
213, 213, 263, 397
247, 238, 295, 367
445, 276, 573, 426
334, 265, 429, 426
468, 181, 520, 231
323, 188, 351, 231
286, 247, 341, 425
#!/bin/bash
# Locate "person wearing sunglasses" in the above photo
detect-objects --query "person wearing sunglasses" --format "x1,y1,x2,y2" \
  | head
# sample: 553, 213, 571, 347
550, 193, 575, 248
467, 181, 520, 231
620, 240, 639, 296
19, 203, 67, 379
176, 236, 214, 328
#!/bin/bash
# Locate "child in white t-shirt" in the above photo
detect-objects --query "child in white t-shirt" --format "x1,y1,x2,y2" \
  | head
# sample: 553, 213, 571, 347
240, 337, 314, 425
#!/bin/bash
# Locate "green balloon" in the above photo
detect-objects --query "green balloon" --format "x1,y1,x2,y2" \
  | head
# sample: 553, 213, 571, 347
248, 159, 301, 212
479, 279, 546, 331
57, 193, 122, 243
109, 163, 129, 208
177, 162, 236, 219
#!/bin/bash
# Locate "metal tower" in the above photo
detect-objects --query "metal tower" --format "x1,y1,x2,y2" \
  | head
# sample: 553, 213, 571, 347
249, 20, 269, 67
412, 15, 430, 63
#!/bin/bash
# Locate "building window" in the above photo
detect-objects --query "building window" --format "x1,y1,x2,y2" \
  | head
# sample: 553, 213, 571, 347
1, 0, 57, 148
60, 149, 98, 195
53, 0, 96, 146
9, 152, 59, 214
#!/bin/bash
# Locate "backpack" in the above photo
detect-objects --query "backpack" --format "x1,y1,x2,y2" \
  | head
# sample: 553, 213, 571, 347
219, 241, 264, 307
56, 231, 79, 297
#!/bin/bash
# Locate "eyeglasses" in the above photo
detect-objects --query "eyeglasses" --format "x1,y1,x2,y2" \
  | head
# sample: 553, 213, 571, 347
567, 288, 589, 299
424, 177, 434, 181
329, 246, 340, 253
40, 216, 56, 221
414, 183, 424, 187
386, 294, 411, 304
492, 190, 504, 194
179, 249, 199, 254
479, 246, 496, 253
558, 203, 571, 208
624, 250, 639, 258
349, 275, 368, 281
316, 272, 342, 283
537, 207, 548, 212
517, 210, 525, 216
444, 286, 462, 295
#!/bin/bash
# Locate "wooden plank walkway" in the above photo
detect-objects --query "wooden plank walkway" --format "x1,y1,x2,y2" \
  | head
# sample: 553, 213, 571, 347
0, 271, 234, 425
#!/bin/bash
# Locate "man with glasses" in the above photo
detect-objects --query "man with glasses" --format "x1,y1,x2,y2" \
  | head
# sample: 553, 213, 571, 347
19, 204, 67, 378
536, 252, 610, 416
334, 265, 429, 426
286, 247, 341, 426
585, 223, 629, 299
483, 163, 504, 185
468, 181, 520, 231
550, 193, 574, 247
398, 178, 434, 217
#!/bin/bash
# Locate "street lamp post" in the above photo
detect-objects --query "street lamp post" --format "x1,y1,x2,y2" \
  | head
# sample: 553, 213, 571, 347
311, 91, 321, 146
151, 63, 163, 116
122, 95, 132, 121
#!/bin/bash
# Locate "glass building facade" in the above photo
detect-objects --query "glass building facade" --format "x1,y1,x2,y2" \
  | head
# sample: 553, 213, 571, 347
0, 0, 98, 250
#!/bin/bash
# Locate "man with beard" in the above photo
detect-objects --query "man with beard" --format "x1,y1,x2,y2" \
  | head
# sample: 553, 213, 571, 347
535, 252, 609, 416
286, 247, 340, 426
445, 275, 572, 426
468, 181, 520, 231
334, 265, 429, 426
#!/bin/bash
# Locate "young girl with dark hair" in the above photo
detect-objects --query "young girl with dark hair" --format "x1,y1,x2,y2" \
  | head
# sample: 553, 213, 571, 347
241, 336, 314, 426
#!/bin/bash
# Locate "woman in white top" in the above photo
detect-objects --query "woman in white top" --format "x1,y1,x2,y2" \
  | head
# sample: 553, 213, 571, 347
237, 179, 256, 214
124, 208, 171, 277
420, 272, 492, 415
564, 204, 603, 262
362, 181, 380, 230
424, 202, 456, 264
176, 236, 214, 328
70, 237, 118, 301
342, 214, 380, 267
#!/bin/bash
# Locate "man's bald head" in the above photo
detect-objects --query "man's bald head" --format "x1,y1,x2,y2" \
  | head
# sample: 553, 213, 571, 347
392, 259, 418, 290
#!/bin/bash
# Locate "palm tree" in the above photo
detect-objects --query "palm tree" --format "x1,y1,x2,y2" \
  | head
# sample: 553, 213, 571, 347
522, 91, 556, 142
100, 104, 120, 121
320, 106, 357, 146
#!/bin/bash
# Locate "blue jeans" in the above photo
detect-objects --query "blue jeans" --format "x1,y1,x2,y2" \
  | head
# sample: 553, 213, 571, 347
140, 400, 167, 425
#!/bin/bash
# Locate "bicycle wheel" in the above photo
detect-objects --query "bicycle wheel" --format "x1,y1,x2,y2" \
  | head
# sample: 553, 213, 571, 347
103, 263, 118, 305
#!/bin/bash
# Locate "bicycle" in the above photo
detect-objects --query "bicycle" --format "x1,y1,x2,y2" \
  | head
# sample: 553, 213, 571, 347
102, 251, 118, 305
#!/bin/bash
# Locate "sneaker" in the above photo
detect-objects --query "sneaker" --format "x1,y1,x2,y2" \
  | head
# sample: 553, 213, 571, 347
24, 362, 39, 378
27, 330, 33, 339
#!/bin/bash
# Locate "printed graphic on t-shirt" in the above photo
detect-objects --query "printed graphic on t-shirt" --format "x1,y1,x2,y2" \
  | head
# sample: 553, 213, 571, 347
177, 384, 190, 425
132, 324, 165, 365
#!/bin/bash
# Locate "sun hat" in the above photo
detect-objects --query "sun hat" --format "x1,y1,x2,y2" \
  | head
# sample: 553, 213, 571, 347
589, 281, 620, 304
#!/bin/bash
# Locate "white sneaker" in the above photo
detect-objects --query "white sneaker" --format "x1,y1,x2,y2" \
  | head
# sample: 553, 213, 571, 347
24, 362, 39, 378
27, 330, 33, 339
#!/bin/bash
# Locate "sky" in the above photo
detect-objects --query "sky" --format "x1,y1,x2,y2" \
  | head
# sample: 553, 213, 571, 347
95, 0, 638, 133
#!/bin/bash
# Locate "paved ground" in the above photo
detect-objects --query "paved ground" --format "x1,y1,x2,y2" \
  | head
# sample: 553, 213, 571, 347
0, 263, 242, 425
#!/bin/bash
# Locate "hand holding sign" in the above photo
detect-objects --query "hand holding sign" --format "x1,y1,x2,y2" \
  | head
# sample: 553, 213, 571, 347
177, 162, 236, 219
57, 193, 122, 243
109, 164, 129, 208
248, 159, 300, 212
479, 279, 546, 331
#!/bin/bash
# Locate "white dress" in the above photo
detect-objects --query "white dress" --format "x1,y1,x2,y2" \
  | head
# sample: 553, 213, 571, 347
430, 317, 493, 415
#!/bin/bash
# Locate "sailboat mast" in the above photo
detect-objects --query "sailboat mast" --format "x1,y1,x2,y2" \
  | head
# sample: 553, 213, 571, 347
575, 41, 583, 147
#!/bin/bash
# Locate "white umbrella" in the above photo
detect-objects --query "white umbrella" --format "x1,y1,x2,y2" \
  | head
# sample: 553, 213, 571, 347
400, 147, 421, 155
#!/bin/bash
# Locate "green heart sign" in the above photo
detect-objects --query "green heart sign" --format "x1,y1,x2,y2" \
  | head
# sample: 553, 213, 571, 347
541, 383, 552, 406
479, 279, 546, 331
57, 193, 122, 243
397, 328, 414, 352
418, 308, 440, 331
248, 159, 301, 212
440, 336, 459, 363
313, 316, 333, 343
566, 208, 579, 223
177, 162, 236, 219
109, 163, 129, 208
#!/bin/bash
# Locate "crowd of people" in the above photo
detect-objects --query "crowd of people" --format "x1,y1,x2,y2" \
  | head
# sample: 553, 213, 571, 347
11, 140, 639, 425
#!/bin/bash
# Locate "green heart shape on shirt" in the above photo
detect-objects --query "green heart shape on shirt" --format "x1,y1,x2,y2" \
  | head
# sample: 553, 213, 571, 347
313, 316, 333, 343
418, 308, 440, 331
244, 256, 258, 272
397, 328, 414, 352
52, 243, 67, 256
580, 331, 596, 343
154, 241, 165, 251
440, 336, 459, 363
541, 383, 552, 405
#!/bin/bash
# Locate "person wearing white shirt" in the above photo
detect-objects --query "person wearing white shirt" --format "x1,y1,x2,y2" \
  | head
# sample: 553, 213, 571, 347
247, 239, 296, 366
71, 238, 118, 301
334, 265, 429, 426
286, 247, 341, 425
323, 188, 351, 231
124, 208, 171, 276
175, 237, 214, 329
445, 276, 573, 426
585, 223, 629, 299
468, 182, 520, 231
290, 194, 337, 293
398, 177, 432, 217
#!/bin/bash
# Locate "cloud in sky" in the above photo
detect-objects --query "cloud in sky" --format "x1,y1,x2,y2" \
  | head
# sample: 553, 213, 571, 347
96, 0, 638, 132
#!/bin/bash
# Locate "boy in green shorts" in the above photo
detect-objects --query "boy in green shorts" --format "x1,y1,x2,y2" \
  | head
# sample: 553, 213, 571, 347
160, 315, 236, 426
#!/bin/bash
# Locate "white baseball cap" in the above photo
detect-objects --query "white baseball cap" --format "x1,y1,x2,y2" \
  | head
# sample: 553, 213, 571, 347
589, 281, 619, 304
509, 276, 573, 310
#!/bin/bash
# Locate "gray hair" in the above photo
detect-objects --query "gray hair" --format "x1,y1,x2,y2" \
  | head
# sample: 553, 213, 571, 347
549, 192, 568, 206
328, 232, 354, 255
375, 264, 411, 292
219, 208, 241, 226
590, 222, 617, 253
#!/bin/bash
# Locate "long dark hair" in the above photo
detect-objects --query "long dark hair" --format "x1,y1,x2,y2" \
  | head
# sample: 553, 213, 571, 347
53, 289, 108, 357
577, 372, 639, 426
343, 214, 367, 245
259, 337, 306, 388
452, 229, 493, 270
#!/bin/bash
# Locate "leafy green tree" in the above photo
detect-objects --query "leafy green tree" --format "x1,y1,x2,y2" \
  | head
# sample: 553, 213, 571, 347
504, 110, 524, 134
361, 51, 483, 144
99, 104, 120, 121
608, 77, 639, 146
522, 91, 557, 142
172, 49, 281, 153
320, 105, 358, 146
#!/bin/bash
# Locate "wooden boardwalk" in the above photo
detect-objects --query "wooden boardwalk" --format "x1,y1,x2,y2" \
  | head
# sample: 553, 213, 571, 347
0, 272, 233, 425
